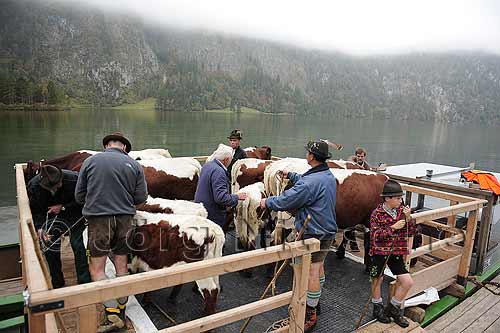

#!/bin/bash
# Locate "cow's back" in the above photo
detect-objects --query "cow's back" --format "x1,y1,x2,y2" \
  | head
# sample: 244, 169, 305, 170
332, 169, 388, 228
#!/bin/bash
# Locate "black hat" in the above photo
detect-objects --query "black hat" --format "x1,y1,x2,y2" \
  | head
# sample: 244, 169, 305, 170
103, 132, 132, 153
305, 140, 332, 160
381, 179, 404, 197
228, 129, 243, 140
40, 165, 63, 192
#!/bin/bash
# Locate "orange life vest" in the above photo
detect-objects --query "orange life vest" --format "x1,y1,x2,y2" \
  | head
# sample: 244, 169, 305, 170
461, 170, 500, 195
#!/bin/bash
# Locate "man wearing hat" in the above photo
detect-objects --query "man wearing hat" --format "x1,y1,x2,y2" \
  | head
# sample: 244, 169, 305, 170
227, 129, 247, 178
368, 179, 415, 327
75, 132, 147, 332
27, 164, 91, 288
260, 140, 337, 332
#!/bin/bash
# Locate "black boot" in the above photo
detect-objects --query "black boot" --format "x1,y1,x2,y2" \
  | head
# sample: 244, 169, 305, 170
316, 301, 321, 315
386, 303, 409, 328
372, 303, 391, 323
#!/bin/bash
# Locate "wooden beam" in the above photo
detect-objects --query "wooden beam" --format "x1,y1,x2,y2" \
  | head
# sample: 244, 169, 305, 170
160, 292, 292, 333
458, 209, 479, 284
387, 174, 494, 198
289, 254, 311, 333
476, 196, 495, 274
45, 313, 58, 332
408, 234, 464, 259
16, 165, 50, 294
446, 200, 459, 237
77, 305, 97, 333
29, 239, 320, 314
411, 200, 486, 224
406, 255, 461, 298
401, 184, 478, 203
419, 220, 463, 235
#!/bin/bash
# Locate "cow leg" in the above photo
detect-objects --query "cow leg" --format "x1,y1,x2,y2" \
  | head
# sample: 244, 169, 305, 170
239, 241, 255, 278
364, 230, 371, 273
336, 232, 347, 259
346, 228, 360, 252
196, 278, 219, 316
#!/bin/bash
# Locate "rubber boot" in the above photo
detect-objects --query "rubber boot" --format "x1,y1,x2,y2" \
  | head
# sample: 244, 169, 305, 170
386, 303, 409, 328
372, 303, 391, 323
304, 305, 318, 333
97, 307, 125, 333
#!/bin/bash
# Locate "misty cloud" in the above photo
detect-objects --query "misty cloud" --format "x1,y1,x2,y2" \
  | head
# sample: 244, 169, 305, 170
42, 0, 500, 55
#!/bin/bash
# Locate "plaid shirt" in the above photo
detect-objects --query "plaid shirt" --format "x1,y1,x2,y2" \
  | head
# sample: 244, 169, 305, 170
369, 203, 416, 256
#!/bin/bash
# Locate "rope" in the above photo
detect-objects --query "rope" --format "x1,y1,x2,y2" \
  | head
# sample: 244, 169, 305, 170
466, 276, 500, 296
40, 216, 86, 253
240, 215, 311, 333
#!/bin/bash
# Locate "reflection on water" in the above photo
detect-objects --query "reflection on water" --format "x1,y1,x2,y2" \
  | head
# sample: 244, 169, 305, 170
1, 108, 499, 206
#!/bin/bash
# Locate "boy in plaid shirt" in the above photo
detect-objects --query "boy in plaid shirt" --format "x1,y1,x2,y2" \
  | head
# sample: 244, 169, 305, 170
369, 180, 416, 327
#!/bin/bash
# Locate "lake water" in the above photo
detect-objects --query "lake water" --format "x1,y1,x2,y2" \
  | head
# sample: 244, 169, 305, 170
1, 108, 499, 206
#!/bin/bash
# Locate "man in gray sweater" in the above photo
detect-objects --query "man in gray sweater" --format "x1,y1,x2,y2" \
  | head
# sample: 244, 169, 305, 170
75, 132, 147, 332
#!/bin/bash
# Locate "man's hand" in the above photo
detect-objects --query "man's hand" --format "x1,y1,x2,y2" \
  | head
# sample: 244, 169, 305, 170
260, 198, 267, 209
37, 229, 50, 242
277, 170, 289, 179
237, 192, 248, 201
47, 204, 63, 215
391, 219, 406, 230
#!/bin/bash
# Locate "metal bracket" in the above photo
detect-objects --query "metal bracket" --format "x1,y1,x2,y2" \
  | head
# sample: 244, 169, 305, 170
30, 300, 65, 313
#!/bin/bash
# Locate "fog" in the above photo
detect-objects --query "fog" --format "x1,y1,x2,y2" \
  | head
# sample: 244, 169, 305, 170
43, 0, 500, 55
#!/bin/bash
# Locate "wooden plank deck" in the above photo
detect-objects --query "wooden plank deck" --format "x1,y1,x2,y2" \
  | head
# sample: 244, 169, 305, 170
426, 274, 500, 333
356, 318, 425, 332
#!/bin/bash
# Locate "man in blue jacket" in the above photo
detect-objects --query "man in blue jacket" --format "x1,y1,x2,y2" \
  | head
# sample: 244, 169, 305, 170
260, 140, 337, 332
195, 144, 247, 228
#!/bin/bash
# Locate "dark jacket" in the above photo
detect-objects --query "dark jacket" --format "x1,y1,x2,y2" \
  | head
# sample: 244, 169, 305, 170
195, 159, 239, 227
27, 170, 82, 229
227, 146, 247, 179
265, 163, 338, 239
75, 148, 148, 217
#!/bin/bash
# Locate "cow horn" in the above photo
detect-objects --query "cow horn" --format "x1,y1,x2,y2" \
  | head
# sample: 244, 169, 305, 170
321, 139, 343, 151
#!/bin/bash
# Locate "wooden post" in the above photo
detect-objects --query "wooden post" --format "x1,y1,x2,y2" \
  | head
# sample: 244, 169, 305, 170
445, 201, 458, 238
405, 191, 412, 207
457, 209, 479, 285
417, 193, 425, 209
78, 305, 97, 332
476, 196, 494, 274
29, 314, 47, 333
288, 254, 311, 333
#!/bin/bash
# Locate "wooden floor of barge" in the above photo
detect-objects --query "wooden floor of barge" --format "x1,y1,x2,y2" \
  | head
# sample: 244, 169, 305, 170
426, 274, 500, 333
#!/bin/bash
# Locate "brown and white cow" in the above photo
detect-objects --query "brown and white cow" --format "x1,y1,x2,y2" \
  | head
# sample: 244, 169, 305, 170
136, 196, 208, 218
24, 151, 200, 201
139, 158, 201, 200
131, 211, 224, 315
230, 158, 274, 194
24, 149, 171, 180
244, 146, 272, 160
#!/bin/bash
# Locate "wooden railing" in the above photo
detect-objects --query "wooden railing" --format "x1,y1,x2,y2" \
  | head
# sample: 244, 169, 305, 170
390, 183, 488, 299
16, 163, 319, 333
